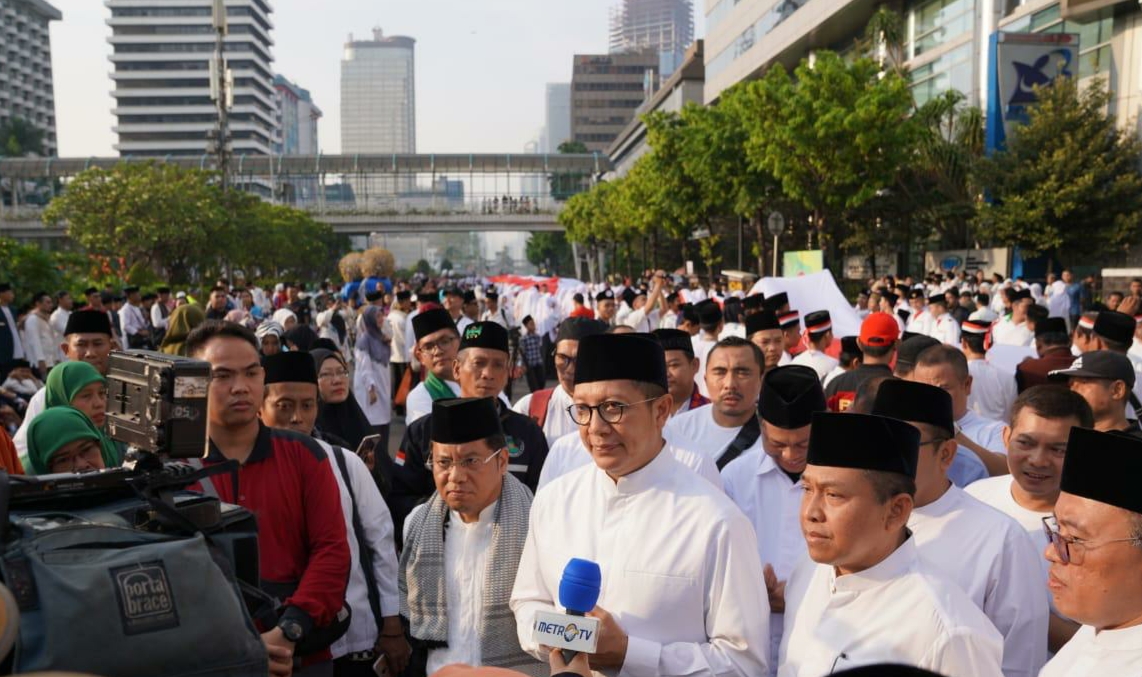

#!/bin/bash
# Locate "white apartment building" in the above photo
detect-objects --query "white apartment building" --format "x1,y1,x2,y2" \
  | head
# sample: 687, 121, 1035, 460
106, 0, 276, 157
0, 0, 62, 155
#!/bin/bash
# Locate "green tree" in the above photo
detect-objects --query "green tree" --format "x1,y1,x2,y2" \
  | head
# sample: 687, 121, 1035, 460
43, 163, 227, 282
526, 231, 573, 275
738, 51, 918, 262
977, 77, 1142, 263
557, 140, 588, 154
0, 238, 82, 297
0, 117, 45, 157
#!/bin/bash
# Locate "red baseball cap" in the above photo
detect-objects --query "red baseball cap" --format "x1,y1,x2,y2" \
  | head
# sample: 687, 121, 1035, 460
860, 312, 900, 347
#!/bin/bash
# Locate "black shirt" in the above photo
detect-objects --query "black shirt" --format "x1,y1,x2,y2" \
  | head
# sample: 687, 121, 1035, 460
388, 402, 549, 547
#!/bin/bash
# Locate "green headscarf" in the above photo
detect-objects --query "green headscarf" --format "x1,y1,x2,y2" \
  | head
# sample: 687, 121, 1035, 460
26, 407, 107, 475
46, 360, 105, 409
43, 361, 121, 469
160, 304, 207, 356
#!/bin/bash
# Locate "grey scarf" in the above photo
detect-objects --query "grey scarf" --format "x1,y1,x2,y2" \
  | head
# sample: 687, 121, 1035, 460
399, 474, 542, 674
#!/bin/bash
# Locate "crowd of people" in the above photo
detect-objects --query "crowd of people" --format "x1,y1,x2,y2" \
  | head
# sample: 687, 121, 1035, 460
0, 261, 1140, 677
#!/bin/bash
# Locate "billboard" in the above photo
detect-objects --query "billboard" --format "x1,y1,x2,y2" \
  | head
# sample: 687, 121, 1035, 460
985, 32, 1080, 153
924, 248, 1011, 278
782, 250, 824, 276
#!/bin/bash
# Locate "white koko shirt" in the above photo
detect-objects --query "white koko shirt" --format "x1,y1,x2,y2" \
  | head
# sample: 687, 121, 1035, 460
910, 484, 1050, 677
664, 405, 763, 468
779, 536, 1004, 677
1040, 623, 1142, 677
722, 450, 807, 674
511, 450, 771, 677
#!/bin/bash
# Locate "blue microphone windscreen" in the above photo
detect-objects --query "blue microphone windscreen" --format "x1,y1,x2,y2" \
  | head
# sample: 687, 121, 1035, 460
559, 558, 602, 613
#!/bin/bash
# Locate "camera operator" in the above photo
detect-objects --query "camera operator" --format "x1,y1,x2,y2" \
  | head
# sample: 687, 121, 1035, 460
259, 352, 411, 677
187, 321, 350, 677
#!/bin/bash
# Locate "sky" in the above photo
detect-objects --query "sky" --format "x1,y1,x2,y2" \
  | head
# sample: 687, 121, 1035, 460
48, 0, 705, 158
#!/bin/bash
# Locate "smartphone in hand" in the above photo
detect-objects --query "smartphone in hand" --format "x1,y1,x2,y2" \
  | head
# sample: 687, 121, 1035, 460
372, 653, 389, 677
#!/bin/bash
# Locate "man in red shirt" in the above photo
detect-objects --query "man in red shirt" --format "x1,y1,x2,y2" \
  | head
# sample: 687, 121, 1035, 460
188, 321, 350, 677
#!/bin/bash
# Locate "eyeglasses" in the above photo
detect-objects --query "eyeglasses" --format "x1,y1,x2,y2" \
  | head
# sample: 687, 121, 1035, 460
318, 369, 349, 381
554, 353, 576, 370
918, 438, 948, 448
1042, 515, 1138, 565
567, 396, 661, 426
419, 335, 457, 355
425, 448, 503, 473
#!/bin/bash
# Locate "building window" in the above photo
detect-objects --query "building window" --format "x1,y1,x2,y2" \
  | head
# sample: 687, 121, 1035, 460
909, 0, 975, 58
1027, 6, 1114, 81
910, 42, 973, 105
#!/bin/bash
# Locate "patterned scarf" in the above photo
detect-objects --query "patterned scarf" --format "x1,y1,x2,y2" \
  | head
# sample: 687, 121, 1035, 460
424, 371, 456, 402
399, 475, 541, 674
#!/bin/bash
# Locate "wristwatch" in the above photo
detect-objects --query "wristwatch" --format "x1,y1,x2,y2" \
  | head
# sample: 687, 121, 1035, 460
279, 619, 305, 643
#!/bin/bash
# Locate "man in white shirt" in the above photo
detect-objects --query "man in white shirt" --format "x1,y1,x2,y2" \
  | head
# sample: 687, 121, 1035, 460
150, 287, 172, 336
927, 294, 962, 346
1084, 309, 1142, 405
777, 311, 802, 365
512, 318, 609, 446
623, 273, 665, 333
594, 288, 617, 326
480, 289, 513, 329
967, 385, 1093, 653
387, 291, 412, 410
118, 286, 151, 350
665, 336, 765, 469
791, 310, 838, 380
779, 411, 1004, 677
1048, 351, 1142, 437
404, 308, 463, 423
535, 427, 721, 491
511, 333, 771, 677
22, 292, 57, 376
992, 289, 1035, 347
401, 397, 544, 676
911, 344, 1010, 476
691, 300, 723, 396
651, 328, 709, 417
871, 379, 1049, 677
723, 365, 825, 672
1047, 273, 1071, 323
48, 291, 72, 357
1040, 427, 1142, 676
747, 309, 786, 374
905, 290, 933, 337
963, 319, 1017, 423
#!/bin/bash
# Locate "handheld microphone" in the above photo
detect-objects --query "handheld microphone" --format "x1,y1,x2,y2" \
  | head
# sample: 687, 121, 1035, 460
531, 558, 602, 661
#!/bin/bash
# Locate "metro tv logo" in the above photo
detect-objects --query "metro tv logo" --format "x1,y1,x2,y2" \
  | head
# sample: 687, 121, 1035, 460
532, 611, 601, 652
536, 620, 592, 644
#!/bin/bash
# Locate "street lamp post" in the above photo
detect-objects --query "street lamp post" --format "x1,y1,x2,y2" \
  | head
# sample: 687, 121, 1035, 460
767, 211, 785, 277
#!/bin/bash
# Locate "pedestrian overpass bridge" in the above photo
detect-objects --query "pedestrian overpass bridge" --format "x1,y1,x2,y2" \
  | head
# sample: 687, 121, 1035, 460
0, 153, 611, 240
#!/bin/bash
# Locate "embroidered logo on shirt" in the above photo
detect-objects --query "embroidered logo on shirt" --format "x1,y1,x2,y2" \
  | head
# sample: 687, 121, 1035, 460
464, 325, 483, 340
394, 450, 407, 466
506, 435, 524, 458
111, 561, 180, 635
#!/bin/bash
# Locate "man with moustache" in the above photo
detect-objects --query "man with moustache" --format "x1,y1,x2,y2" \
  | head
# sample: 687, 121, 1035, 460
871, 379, 1049, 677
779, 412, 1004, 677
665, 336, 765, 470
1039, 427, 1142, 675
722, 365, 825, 673
404, 308, 463, 424
967, 385, 1093, 652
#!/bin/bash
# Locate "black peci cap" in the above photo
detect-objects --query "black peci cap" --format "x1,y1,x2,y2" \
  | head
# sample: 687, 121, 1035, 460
871, 379, 955, 437
652, 328, 695, 358
430, 397, 504, 445
412, 308, 458, 341
746, 310, 781, 336
460, 321, 509, 354
64, 310, 112, 336
263, 352, 318, 385
760, 366, 826, 429
573, 333, 668, 391
807, 412, 920, 478
1060, 427, 1142, 514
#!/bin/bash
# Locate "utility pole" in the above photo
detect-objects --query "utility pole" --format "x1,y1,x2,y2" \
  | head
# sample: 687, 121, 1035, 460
209, 0, 233, 282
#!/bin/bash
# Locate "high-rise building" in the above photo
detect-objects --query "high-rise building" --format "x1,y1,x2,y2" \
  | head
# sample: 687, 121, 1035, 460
543, 83, 572, 153
340, 28, 416, 154
106, 0, 276, 158
273, 74, 320, 155
609, 0, 694, 77
0, 0, 62, 156
570, 50, 659, 153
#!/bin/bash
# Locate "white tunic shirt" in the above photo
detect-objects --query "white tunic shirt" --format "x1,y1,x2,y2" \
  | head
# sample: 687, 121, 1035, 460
907, 309, 934, 336
664, 405, 764, 467
910, 485, 1050, 677
993, 318, 1034, 347
511, 451, 771, 677
512, 385, 578, 447
405, 379, 461, 424
404, 501, 497, 675
968, 358, 1018, 424
779, 537, 1004, 677
722, 451, 807, 672
790, 349, 838, 381
1040, 623, 1142, 677
22, 312, 57, 368
318, 441, 400, 657
535, 431, 723, 492
387, 309, 410, 364
931, 313, 963, 346
966, 476, 1055, 610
